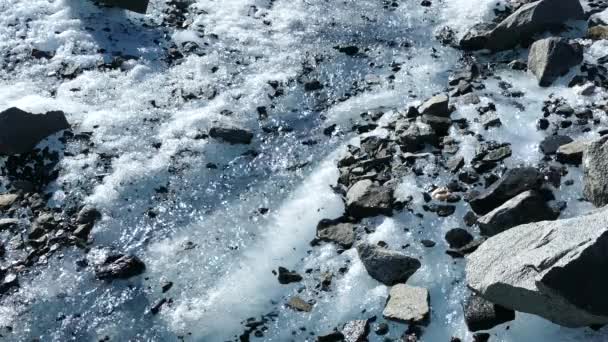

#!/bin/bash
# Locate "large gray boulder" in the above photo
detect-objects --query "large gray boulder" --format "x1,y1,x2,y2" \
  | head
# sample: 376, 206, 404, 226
477, 190, 558, 236
469, 167, 544, 215
584, 136, 608, 207
346, 180, 394, 219
461, 0, 584, 51
357, 243, 421, 286
528, 37, 583, 86
467, 208, 608, 327
0, 107, 70, 155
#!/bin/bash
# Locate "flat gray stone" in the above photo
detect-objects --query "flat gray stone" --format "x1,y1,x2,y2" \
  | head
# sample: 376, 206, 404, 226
383, 284, 430, 325
357, 243, 421, 286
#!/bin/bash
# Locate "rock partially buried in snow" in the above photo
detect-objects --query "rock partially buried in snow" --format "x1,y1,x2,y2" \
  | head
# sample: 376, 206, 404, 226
461, 0, 584, 51
464, 293, 515, 332
357, 243, 421, 286
583, 136, 608, 207
0, 107, 70, 155
528, 37, 583, 87
315, 218, 355, 248
346, 180, 394, 219
477, 190, 558, 236
95, 254, 146, 280
469, 167, 544, 215
383, 284, 430, 325
467, 207, 608, 327
209, 124, 253, 144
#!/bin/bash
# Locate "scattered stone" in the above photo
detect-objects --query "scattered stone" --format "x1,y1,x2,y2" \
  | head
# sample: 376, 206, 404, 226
315, 219, 355, 249
375, 322, 389, 335
342, 319, 370, 342
287, 296, 313, 312
556, 140, 588, 165
469, 167, 543, 215
357, 243, 421, 286
0, 194, 18, 211
304, 80, 324, 91
95, 254, 146, 281
473, 333, 491, 342
528, 37, 583, 87
539, 135, 573, 155
588, 25, 608, 40
467, 207, 608, 327
0, 218, 19, 231
464, 293, 515, 332
73, 224, 94, 240
0, 107, 70, 155
383, 284, 430, 325
447, 156, 465, 173
76, 206, 102, 225
346, 180, 394, 219
317, 332, 344, 342
418, 94, 450, 117
0, 273, 18, 295
421, 239, 436, 248
583, 136, 608, 207
209, 124, 253, 144
421, 115, 452, 136
277, 267, 303, 284
445, 228, 474, 249
477, 190, 558, 236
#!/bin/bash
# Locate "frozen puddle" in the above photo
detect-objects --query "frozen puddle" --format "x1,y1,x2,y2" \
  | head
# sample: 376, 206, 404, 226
0, 0, 607, 341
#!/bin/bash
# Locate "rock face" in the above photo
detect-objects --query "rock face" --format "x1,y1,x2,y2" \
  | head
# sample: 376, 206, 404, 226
346, 180, 394, 219
469, 167, 544, 215
528, 37, 583, 87
383, 284, 430, 325
0, 107, 70, 155
209, 124, 253, 144
464, 293, 515, 332
95, 254, 146, 280
461, 0, 584, 51
357, 243, 421, 286
584, 136, 608, 207
477, 190, 558, 236
467, 208, 608, 327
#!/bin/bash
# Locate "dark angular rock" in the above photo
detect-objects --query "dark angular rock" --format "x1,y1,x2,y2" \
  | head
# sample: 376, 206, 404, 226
357, 243, 421, 286
76, 205, 102, 225
445, 228, 474, 249
346, 180, 394, 219
540, 135, 573, 155
464, 293, 515, 332
209, 124, 253, 144
315, 219, 355, 249
528, 37, 583, 87
277, 267, 303, 284
95, 254, 146, 280
583, 136, 608, 207
557, 140, 587, 165
418, 94, 450, 117
342, 319, 370, 342
0, 107, 70, 155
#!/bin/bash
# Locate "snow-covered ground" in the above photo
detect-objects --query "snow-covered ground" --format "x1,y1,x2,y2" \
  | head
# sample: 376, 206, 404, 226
0, 0, 607, 341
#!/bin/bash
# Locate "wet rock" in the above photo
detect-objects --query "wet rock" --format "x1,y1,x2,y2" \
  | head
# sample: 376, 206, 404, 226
209, 124, 253, 144
357, 243, 421, 286
528, 37, 583, 87
445, 228, 474, 249
315, 219, 355, 249
462, 0, 584, 51
556, 140, 588, 165
95, 254, 146, 280
0, 107, 70, 155
418, 94, 450, 117
277, 267, 303, 284
478, 190, 558, 236
76, 206, 102, 225
584, 136, 608, 207
0, 194, 18, 211
467, 207, 608, 327
539, 135, 573, 155
0, 273, 18, 295
342, 319, 370, 342
469, 167, 544, 215
383, 284, 430, 325
464, 293, 515, 332
287, 296, 313, 312
346, 180, 394, 219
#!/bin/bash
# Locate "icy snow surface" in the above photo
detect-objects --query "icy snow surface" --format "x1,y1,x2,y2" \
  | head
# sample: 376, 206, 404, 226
0, 0, 607, 341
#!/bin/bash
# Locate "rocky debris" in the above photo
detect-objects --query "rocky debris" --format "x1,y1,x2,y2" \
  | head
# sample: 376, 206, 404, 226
539, 135, 573, 155
446, 238, 486, 258
418, 94, 450, 117
0, 194, 18, 211
477, 190, 558, 236
464, 293, 515, 332
314, 218, 356, 249
0, 218, 19, 231
95, 254, 146, 281
460, 0, 584, 51
346, 180, 394, 219
528, 38, 583, 87
357, 243, 421, 286
209, 124, 253, 144
0, 107, 70, 155
277, 267, 303, 284
383, 284, 430, 325
341, 319, 370, 342
467, 207, 608, 327
76, 206, 101, 225
287, 296, 313, 312
445, 228, 474, 249
556, 140, 587, 165
469, 167, 544, 215
583, 136, 608, 207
